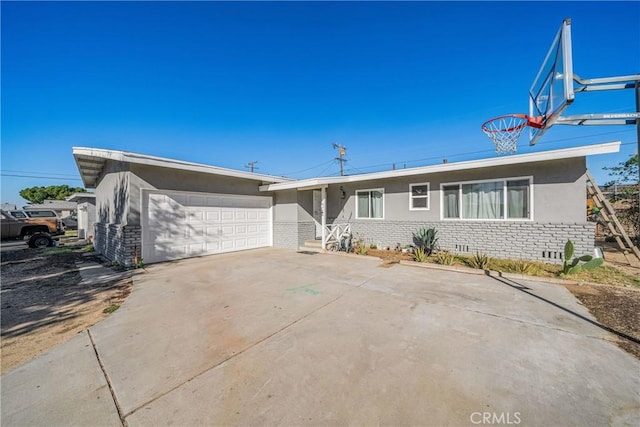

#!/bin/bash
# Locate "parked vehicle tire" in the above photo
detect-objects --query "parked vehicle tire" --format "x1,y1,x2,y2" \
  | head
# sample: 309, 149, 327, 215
28, 233, 54, 248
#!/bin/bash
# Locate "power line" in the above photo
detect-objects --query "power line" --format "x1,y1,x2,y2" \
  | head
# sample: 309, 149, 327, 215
0, 169, 80, 177
245, 161, 259, 173
345, 129, 636, 174
279, 159, 335, 176
316, 160, 340, 177
0, 173, 83, 181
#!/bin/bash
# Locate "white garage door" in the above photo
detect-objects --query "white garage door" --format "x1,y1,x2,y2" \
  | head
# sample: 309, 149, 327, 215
141, 190, 272, 264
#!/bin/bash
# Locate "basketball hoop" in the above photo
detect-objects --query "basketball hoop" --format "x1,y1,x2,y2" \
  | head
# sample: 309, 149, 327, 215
482, 114, 544, 154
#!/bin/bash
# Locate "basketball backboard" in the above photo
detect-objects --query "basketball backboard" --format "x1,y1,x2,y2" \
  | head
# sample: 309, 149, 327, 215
528, 18, 574, 145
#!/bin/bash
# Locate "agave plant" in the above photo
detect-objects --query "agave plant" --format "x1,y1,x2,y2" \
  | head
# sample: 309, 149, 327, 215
469, 252, 491, 270
413, 247, 428, 262
435, 250, 455, 265
413, 227, 439, 256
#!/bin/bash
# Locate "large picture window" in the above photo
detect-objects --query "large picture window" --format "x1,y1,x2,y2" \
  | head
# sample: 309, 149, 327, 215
356, 189, 384, 219
442, 178, 531, 220
409, 183, 430, 210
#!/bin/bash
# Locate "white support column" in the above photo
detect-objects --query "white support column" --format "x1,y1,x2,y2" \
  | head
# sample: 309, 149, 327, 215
321, 186, 327, 250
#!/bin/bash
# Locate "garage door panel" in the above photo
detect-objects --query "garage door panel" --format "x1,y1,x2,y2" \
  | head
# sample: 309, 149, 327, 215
206, 241, 221, 252
186, 227, 205, 238
143, 190, 272, 264
221, 211, 235, 222
188, 243, 206, 255
220, 225, 234, 235
186, 211, 204, 222
206, 211, 220, 222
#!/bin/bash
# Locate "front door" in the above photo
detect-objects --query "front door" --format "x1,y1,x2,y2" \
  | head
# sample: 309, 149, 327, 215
313, 190, 322, 239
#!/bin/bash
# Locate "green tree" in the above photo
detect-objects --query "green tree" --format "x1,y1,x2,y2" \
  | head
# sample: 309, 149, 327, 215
603, 154, 639, 241
603, 154, 638, 190
19, 185, 86, 204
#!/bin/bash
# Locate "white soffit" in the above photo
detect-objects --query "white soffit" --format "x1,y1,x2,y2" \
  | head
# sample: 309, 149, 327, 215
72, 147, 291, 189
259, 141, 621, 191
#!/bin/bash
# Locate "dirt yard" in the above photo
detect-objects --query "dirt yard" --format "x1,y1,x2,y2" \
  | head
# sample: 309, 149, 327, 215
1, 244, 132, 373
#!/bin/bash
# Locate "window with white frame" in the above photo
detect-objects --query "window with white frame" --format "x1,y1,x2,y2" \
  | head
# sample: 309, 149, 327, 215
409, 183, 430, 210
442, 178, 531, 220
356, 189, 384, 219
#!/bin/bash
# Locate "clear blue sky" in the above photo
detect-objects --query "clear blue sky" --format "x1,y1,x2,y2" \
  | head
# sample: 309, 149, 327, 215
2, 1, 639, 206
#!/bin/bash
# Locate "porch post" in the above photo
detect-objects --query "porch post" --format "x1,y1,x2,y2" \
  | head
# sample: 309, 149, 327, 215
321, 186, 327, 250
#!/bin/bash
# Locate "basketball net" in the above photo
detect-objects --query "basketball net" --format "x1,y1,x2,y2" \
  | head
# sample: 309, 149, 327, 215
482, 114, 542, 154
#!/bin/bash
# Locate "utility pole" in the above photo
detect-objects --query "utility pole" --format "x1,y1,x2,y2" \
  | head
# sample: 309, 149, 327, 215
333, 143, 347, 176
245, 161, 259, 173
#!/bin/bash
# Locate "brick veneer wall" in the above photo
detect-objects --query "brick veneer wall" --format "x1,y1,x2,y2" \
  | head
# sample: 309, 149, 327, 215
337, 220, 595, 264
94, 223, 142, 267
297, 221, 315, 247
273, 221, 316, 250
273, 221, 299, 250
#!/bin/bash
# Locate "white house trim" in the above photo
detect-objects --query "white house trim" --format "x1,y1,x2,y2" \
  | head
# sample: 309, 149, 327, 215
439, 176, 534, 222
259, 141, 620, 192
409, 182, 430, 211
355, 188, 385, 220
73, 147, 291, 189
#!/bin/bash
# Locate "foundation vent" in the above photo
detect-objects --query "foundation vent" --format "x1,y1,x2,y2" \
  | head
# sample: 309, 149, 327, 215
542, 251, 563, 260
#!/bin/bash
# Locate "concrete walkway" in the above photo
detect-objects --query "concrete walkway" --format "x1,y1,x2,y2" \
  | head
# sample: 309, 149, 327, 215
76, 253, 132, 286
2, 248, 639, 426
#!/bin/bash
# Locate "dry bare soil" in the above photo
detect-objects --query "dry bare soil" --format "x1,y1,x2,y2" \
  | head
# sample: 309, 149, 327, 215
1, 245, 131, 373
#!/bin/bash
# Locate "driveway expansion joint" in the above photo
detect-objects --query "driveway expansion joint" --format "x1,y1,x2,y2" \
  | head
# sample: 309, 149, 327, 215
123, 290, 350, 419
87, 329, 127, 427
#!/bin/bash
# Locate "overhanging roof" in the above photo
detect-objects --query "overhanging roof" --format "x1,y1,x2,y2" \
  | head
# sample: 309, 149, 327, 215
66, 192, 96, 202
25, 200, 78, 210
73, 147, 292, 189
259, 141, 621, 192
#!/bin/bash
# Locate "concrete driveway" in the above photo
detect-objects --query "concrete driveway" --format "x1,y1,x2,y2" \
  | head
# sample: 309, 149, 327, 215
2, 248, 639, 426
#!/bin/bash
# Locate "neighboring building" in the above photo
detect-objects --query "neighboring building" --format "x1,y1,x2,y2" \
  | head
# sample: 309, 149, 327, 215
66, 193, 97, 240
23, 200, 77, 218
73, 141, 620, 267
1, 203, 17, 211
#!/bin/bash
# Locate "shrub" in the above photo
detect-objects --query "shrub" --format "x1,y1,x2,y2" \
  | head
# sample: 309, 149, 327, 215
413, 227, 439, 256
512, 259, 534, 275
435, 250, 455, 265
350, 233, 366, 254
413, 247, 427, 262
356, 244, 368, 256
369, 243, 377, 249
469, 252, 491, 270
